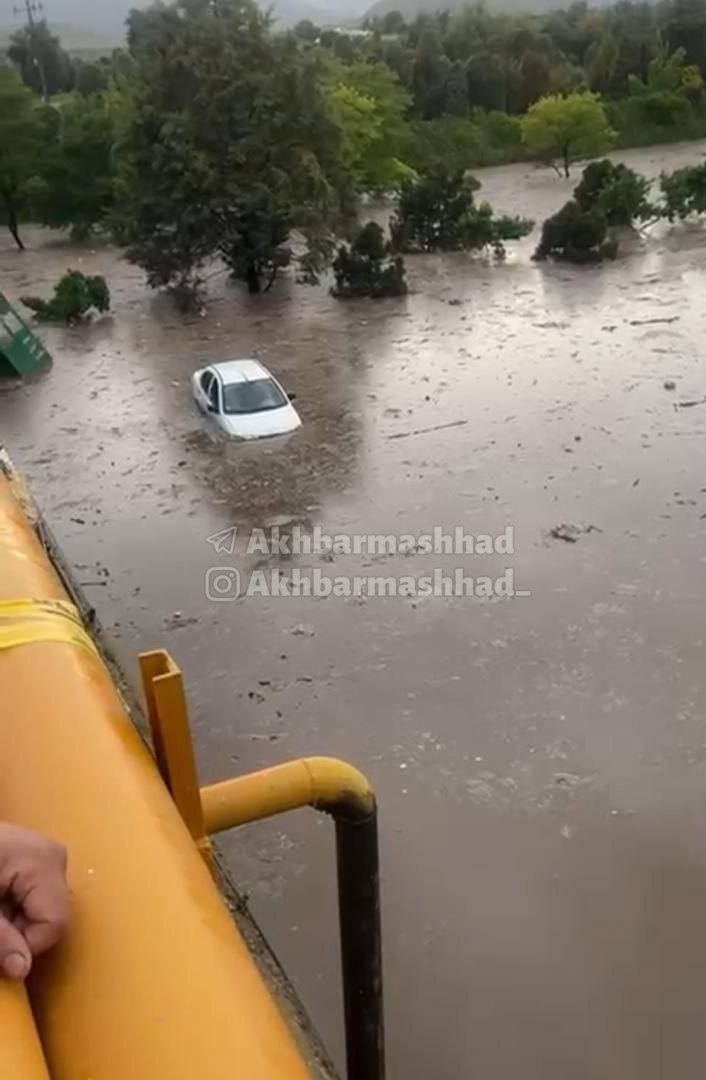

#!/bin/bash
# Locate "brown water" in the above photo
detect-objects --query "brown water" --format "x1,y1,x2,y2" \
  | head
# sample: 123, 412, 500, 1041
3, 141, 706, 1079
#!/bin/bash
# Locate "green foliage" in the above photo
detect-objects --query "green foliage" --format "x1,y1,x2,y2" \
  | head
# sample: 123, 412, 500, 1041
21, 270, 110, 323
521, 92, 615, 177
118, 0, 343, 305
573, 159, 656, 226
534, 200, 618, 262
218, 203, 292, 293
332, 221, 407, 298
660, 162, 706, 219
0, 69, 42, 251
27, 92, 119, 239
7, 21, 74, 98
74, 59, 111, 96
390, 169, 533, 256
324, 61, 414, 192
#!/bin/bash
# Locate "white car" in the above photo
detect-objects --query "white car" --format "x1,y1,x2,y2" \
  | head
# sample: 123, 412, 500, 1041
191, 359, 301, 439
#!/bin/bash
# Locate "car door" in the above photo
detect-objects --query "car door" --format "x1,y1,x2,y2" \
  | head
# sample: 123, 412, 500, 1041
198, 370, 213, 413
208, 376, 221, 421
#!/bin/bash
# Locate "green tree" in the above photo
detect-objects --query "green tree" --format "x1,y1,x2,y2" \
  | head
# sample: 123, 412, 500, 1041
28, 92, 119, 239
332, 221, 407, 298
74, 58, 111, 96
660, 162, 706, 218
119, 0, 343, 306
325, 61, 414, 191
0, 69, 41, 250
574, 159, 656, 225
21, 270, 110, 322
390, 168, 533, 255
534, 198, 617, 262
7, 21, 74, 99
294, 19, 319, 43
521, 91, 615, 176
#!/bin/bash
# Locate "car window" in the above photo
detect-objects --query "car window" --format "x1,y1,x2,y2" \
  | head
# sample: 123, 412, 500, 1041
209, 378, 220, 411
200, 371, 213, 395
222, 378, 287, 415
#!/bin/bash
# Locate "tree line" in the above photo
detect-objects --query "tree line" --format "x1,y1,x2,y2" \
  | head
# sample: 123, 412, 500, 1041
2, 0, 706, 310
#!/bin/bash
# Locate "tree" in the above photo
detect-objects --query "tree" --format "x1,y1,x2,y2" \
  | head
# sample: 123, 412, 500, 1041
74, 59, 111, 96
623, 46, 703, 128
574, 159, 656, 225
7, 21, 74, 99
293, 19, 319, 43
0, 69, 41, 250
21, 270, 110, 322
324, 61, 414, 192
332, 221, 407, 298
119, 0, 343, 306
660, 162, 706, 219
521, 91, 615, 176
533, 199, 618, 262
27, 92, 119, 239
390, 168, 533, 256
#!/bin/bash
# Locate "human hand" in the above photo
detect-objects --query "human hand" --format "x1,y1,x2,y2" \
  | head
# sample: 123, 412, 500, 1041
0, 824, 69, 980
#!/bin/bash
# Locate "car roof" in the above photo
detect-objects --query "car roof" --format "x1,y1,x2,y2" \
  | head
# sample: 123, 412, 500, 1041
209, 359, 270, 384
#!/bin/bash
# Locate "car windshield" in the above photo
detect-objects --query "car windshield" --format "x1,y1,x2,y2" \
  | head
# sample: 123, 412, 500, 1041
222, 377, 287, 415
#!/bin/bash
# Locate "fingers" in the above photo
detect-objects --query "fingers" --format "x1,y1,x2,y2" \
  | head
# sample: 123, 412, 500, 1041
20, 876, 70, 957
0, 825, 70, 978
0, 913, 32, 981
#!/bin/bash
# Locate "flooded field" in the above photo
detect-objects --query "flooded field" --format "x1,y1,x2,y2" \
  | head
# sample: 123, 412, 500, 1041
3, 139, 706, 1078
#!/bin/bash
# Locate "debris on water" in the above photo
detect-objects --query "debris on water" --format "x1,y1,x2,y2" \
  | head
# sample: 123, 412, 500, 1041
674, 396, 706, 408
628, 316, 680, 326
388, 418, 468, 441
70, 516, 85, 524
632, 478, 640, 487
663, 379, 676, 391
447, 298, 463, 306
164, 611, 199, 629
549, 523, 601, 543
288, 624, 316, 636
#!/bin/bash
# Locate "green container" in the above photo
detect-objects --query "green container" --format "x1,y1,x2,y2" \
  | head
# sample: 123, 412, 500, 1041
0, 292, 52, 377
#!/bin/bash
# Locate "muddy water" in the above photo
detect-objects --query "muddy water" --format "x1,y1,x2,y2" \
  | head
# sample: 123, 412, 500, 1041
3, 140, 706, 1078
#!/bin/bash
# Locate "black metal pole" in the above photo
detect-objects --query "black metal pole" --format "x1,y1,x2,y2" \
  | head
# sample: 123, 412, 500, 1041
334, 806, 385, 1080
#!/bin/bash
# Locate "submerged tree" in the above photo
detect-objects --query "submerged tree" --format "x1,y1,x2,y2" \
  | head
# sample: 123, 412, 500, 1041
521, 92, 615, 177
332, 221, 407, 298
22, 271, 110, 323
573, 159, 657, 226
660, 162, 706, 219
118, 0, 343, 308
533, 200, 618, 262
390, 169, 533, 256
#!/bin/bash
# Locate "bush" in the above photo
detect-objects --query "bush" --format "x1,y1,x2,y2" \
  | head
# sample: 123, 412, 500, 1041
573, 159, 657, 226
390, 169, 533, 256
21, 270, 111, 323
331, 222, 407, 299
660, 163, 706, 220
533, 200, 618, 263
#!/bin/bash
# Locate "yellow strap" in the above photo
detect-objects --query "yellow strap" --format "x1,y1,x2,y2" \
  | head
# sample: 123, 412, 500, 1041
0, 598, 98, 656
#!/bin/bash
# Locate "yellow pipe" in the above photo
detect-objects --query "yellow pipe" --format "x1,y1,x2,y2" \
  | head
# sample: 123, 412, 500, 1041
0, 472, 312, 1079
201, 756, 375, 834
0, 983, 50, 1078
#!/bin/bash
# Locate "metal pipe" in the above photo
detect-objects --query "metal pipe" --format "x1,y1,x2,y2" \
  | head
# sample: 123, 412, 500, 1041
201, 758, 385, 1080
0, 983, 50, 1078
0, 472, 314, 1079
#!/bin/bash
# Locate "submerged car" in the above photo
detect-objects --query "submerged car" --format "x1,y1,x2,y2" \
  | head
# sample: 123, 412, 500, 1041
191, 359, 301, 439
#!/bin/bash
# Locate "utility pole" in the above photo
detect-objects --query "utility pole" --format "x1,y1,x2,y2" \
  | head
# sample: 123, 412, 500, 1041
13, 0, 49, 101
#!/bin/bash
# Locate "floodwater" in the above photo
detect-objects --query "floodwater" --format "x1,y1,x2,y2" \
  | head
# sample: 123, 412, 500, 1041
3, 139, 706, 1079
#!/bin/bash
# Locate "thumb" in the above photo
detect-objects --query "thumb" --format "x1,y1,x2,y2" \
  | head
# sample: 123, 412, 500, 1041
0, 914, 32, 980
